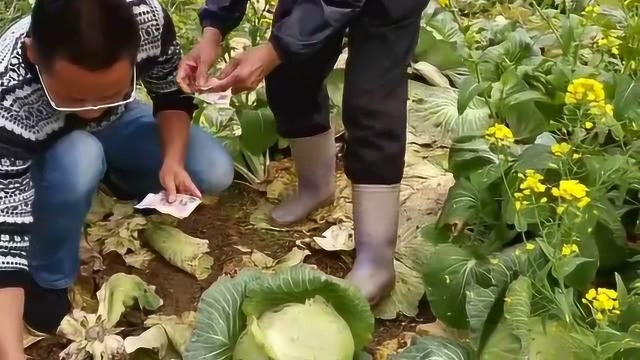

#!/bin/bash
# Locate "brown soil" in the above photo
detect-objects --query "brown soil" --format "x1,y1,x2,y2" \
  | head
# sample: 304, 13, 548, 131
26, 185, 433, 359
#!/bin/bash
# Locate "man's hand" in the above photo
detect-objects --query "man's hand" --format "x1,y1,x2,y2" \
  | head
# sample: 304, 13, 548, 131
0, 288, 25, 360
177, 28, 223, 93
159, 160, 202, 203
155, 111, 201, 203
205, 43, 281, 95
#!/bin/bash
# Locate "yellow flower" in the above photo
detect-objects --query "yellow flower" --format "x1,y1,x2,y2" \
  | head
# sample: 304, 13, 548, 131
520, 170, 547, 193
551, 180, 589, 200
561, 244, 579, 256
565, 78, 606, 104
437, 0, 451, 7
582, 5, 601, 16
584, 288, 620, 322
526, 243, 536, 250
585, 121, 595, 129
551, 143, 572, 157
589, 101, 614, 118
540, 197, 548, 203
572, 153, 582, 160
485, 124, 514, 146
577, 197, 591, 208
597, 34, 622, 55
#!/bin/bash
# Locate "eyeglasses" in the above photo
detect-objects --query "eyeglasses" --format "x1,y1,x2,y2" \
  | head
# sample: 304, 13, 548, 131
36, 66, 137, 112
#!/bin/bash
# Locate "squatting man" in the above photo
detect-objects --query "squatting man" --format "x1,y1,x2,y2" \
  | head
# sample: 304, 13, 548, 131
0, 0, 234, 358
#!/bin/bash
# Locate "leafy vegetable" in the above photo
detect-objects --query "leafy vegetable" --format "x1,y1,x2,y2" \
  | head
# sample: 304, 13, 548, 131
185, 265, 374, 359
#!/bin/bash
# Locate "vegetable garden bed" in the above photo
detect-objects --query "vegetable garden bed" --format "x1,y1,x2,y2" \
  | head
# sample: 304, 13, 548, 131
24, 186, 437, 359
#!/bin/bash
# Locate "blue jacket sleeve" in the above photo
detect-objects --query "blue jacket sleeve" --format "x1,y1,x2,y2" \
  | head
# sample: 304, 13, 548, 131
269, 0, 365, 63
200, 0, 365, 63
199, 0, 250, 39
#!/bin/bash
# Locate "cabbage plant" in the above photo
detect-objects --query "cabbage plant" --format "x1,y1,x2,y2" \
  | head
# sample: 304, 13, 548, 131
184, 265, 375, 359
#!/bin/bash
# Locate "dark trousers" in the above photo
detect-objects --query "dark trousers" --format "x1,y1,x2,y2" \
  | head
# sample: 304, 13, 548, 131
265, 0, 428, 185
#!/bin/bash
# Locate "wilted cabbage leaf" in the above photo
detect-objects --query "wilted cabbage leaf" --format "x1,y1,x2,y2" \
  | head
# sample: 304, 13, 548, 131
86, 191, 117, 224
312, 223, 355, 251
242, 248, 310, 271
144, 311, 197, 355
97, 273, 163, 328
79, 232, 105, 275
124, 325, 172, 358
87, 203, 147, 257
58, 310, 125, 360
124, 312, 197, 359
69, 274, 99, 313
143, 223, 214, 280
123, 248, 156, 269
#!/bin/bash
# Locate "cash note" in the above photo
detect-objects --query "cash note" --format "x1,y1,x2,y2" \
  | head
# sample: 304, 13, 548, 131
134, 192, 202, 219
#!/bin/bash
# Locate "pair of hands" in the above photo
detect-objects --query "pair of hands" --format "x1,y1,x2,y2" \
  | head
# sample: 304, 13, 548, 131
161, 29, 281, 203
176, 28, 281, 95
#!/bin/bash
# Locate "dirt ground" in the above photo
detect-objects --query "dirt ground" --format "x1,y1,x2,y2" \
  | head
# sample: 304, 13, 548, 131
26, 185, 434, 359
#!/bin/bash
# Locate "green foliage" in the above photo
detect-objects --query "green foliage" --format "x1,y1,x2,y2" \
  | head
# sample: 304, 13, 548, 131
0, 0, 31, 33
401, 0, 640, 358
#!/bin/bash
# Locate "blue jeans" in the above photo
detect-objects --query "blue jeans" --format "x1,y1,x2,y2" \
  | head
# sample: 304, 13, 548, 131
28, 101, 234, 289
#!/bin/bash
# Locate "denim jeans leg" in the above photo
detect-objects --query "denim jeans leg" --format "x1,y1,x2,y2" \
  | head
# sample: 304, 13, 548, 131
94, 101, 234, 197
29, 131, 106, 289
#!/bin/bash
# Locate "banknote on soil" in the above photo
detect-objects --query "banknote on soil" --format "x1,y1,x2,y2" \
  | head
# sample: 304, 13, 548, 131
134, 192, 202, 219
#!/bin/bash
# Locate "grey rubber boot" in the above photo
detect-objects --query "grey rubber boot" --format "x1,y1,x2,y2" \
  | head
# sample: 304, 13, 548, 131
346, 184, 400, 304
270, 130, 336, 226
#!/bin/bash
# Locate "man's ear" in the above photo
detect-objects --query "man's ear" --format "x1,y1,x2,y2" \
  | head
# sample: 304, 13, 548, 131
24, 38, 38, 65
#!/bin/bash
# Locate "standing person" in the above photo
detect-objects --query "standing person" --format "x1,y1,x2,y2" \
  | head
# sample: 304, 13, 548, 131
0, 0, 233, 357
178, 0, 428, 304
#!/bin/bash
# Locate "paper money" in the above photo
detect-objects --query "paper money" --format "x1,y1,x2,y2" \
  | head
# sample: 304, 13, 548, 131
134, 192, 202, 219
197, 91, 231, 107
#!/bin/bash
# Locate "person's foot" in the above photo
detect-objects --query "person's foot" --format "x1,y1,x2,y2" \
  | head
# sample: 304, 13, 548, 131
270, 130, 337, 226
346, 259, 396, 305
345, 184, 400, 304
23, 279, 70, 334
271, 187, 335, 225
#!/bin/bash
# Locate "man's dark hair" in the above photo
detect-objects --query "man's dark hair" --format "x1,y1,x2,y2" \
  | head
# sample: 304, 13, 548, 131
30, 0, 141, 71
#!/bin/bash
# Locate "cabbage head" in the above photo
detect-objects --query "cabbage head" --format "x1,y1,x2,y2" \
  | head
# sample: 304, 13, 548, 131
233, 296, 355, 359
184, 265, 374, 360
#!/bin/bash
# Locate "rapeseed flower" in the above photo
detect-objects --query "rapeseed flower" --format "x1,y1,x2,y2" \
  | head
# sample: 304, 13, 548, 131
565, 78, 606, 104
551, 179, 591, 212
583, 288, 620, 321
519, 170, 546, 193
485, 124, 514, 146
551, 180, 588, 200
561, 244, 579, 256
582, 5, 601, 16
598, 33, 622, 55
551, 143, 571, 157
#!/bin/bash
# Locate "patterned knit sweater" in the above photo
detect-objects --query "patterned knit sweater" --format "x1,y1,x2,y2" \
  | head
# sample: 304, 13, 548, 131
0, 0, 196, 287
